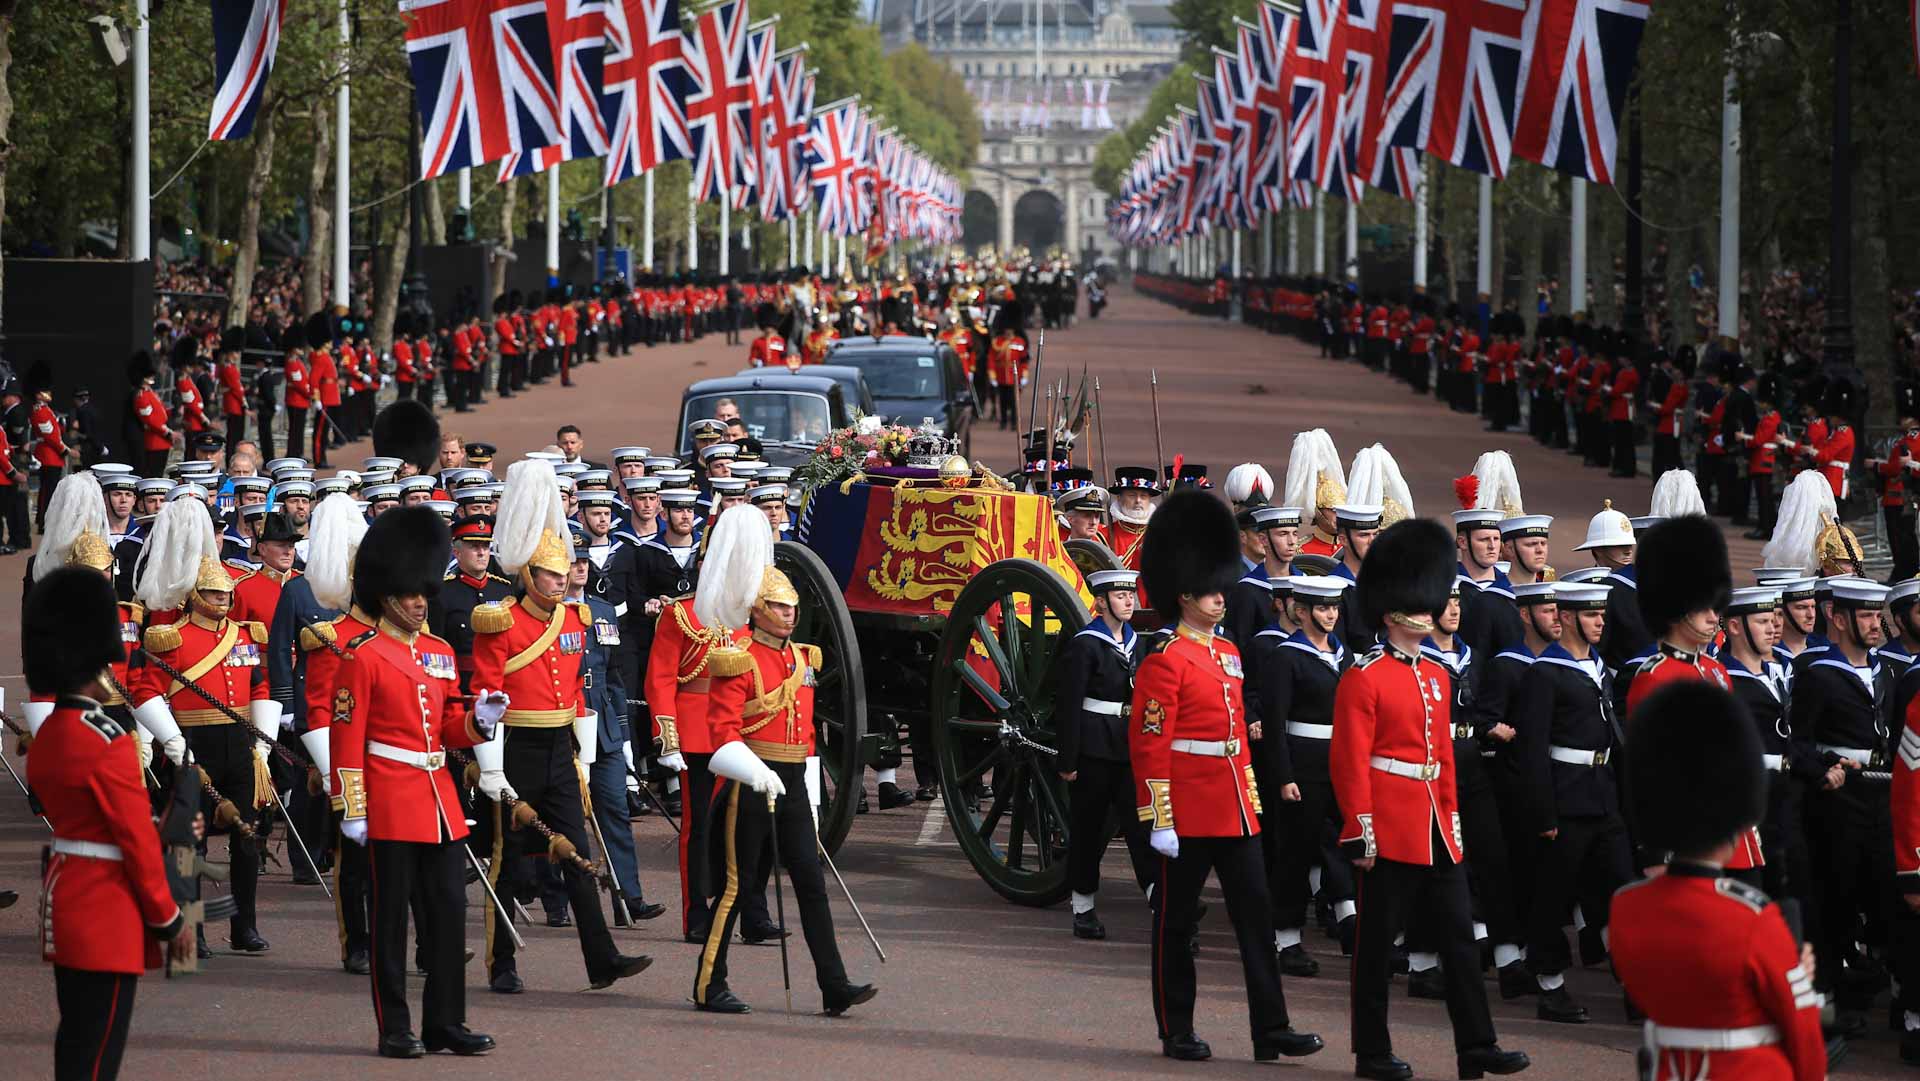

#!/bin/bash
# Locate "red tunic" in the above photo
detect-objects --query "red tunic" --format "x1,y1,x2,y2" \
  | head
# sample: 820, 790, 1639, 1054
1897, 690, 1920, 885
218, 358, 247, 417
131, 615, 270, 722
1608, 365, 1639, 422
1330, 642, 1464, 865
230, 566, 297, 628
305, 610, 378, 809
331, 624, 482, 843
282, 356, 311, 410
645, 598, 749, 756
747, 334, 788, 368
30, 402, 69, 467
1128, 624, 1261, 838
707, 633, 820, 764
393, 340, 415, 386
1628, 649, 1763, 870
1749, 411, 1781, 474
310, 348, 341, 409
989, 335, 1027, 386
1612, 868, 1826, 1081
468, 596, 591, 729
29, 702, 181, 973
1811, 424, 1853, 499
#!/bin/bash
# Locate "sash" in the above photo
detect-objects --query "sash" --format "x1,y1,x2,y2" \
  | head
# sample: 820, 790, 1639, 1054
503, 602, 565, 676
169, 620, 241, 696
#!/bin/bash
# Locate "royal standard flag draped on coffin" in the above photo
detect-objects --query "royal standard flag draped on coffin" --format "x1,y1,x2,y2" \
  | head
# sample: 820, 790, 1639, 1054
797, 482, 1091, 618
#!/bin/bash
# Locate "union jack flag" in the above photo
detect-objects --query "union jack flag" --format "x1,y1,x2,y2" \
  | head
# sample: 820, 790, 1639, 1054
1233, 14, 1284, 213
1347, 0, 1422, 200
682, 0, 758, 203
806, 99, 866, 236
499, 0, 609, 179
402, 0, 561, 179
757, 48, 811, 221
1288, 0, 1361, 200
600, 0, 692, 186
1213, 48, 1259, 223
208, 0, 286, 140
1379, 0, 1531, 178
1512, 0, 1651, 185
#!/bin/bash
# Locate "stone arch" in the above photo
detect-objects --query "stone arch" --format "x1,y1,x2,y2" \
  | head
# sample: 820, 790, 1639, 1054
962, 190, 999, 250
1012, 189, 1063, 253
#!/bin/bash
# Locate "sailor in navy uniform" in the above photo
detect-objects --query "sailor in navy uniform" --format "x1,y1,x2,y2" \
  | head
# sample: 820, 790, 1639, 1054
1247, 574, 1354, 970
1055, 569, 1154, 940
1721, 586, 1824, 911
1328, 504, 1382, 650
1225, 506, 1301, 647
1758, 574, 1820, 672
575, 490, 628, 608
1471, 580, 1557, 948
1883, 577, 1920, 677
1452, 508, 1524, 663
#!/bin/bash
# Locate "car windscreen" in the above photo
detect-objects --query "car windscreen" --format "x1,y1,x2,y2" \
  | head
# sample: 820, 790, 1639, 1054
837, 351, 944, 400
681, 391, 832, 452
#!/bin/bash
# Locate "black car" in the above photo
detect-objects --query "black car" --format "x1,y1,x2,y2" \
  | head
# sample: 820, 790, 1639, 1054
677, 373, 852, 467
826, 335, 977, 455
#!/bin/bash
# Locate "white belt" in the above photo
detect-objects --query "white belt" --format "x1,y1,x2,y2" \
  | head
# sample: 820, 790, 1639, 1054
52, 838, 123, 861
370, 741, 448, 771
1285, 721, 1334, 740
1645, 1022, 1780, 1051
1172, 738, 1240, 757
1762, 753, 1785, 771
1549, 745, 1611, 767
1081, 698, 1128, 717
1370, 755, 1441, 781
1817, 744, 1872, 765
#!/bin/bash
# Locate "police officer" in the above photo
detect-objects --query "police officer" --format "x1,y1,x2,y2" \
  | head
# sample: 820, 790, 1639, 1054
1054, 569, 1154, 940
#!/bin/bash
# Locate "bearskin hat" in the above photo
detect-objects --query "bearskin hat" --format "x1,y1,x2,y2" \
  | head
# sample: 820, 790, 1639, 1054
24, 566, 124, 696
220, 327, 246, 354
1356, 518, 1455, 631
306, 311, 334, 349
1627, 682, 1765, 859
1822, 379, 1853, 418
281, 323, 306, 352
351, 506, 451, 614
170, 335, 199, 370
372, 398, 442, 475
126, 350, 156, 387
1635, 514, 1731, 633
1139, 490, 1241, 622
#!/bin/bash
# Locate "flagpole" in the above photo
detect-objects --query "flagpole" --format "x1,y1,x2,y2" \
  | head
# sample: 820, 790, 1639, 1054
131, 0, 150, 261
1312, 199, 1324, 276
1343, 199, 1357, 283
1716, 65, 1740, 340
459, 169, 471, 216
643, 170, 655, 269
1412, 160, 1428, 290
720, 196, 731, 276
804, 208, 814, 269
787, 217, 796, 269
688, 181, 699, 271
547, 164, 562, 285
333, 0, 351, 307
1285, 204, 1297, 275
1477, 174, 1493, 303
1569, 177, 1587, 316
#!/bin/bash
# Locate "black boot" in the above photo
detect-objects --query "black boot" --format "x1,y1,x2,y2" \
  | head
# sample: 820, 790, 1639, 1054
423, 1025, 495, 1055
588, 952, 653, 990
229, 928, 270, 954
1406, 966, 1445, 999
1161, 1033, 1211, 1061
1458, 1044, 1531, 1078
823, 982, 877, 1016
697, 987, 751, 1014
1278, 943, 1319, 977
378, 1032, 426, 1059
1252, 1028, 1323, 1060
1072, 909, 1107, 940
1536, 983, 1588, 1023
877, 781, 916, 809
1354, 1052, 1413, 1080
1497, 960, 1536, 999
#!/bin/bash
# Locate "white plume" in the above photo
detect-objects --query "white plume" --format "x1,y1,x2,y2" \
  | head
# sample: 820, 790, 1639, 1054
305, 493, 370, 610
1761, 471, 1838, 574
1346, 444, 1414, 522
133, 497, 220, 611
494, 458, 573, 575
1281, 429, 1344, 512
694, 505, 774, 630
1648, 469, 1707, 518
34, 470, 108, 582
1224, 463, 1273, 507
1469, 451, 1523, 516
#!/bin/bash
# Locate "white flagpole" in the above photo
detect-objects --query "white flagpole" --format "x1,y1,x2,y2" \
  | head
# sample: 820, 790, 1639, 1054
804, 208, 815, 269
1312, 199, 1325, 276
459, 169, 471, 214
719, 195, 732, 275
643, 170, 655, 269
132, 0, 151, 261
547, 164, 562, 281
1413, 160, 1428, 289
1286, 204, 1298, 275
1569, 177, 1587, 314
1477, 174, 1493, 299
1343, 199, 1358, 282
787, 217, 796, 268
687, 181, 699, 271
334, 0, 351, 307
1717, 67, 1741, 339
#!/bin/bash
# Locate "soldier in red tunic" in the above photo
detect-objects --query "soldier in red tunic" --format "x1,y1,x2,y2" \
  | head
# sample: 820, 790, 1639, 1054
26, 567, 191, 1081
1129, 489, 1324, 1064
470, 459, 651, 994
1614, 681, 1828, 1080
1331, 518, 1529, 1081
331, 507, 498, 1058
688, 506, 876, 1015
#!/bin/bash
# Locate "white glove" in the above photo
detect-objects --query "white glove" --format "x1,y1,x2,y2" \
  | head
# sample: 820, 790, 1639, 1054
132, 697, 187, 767
22, 699, 55, 736
658, 751, 687, 773
300, 730, 333, 798
473, 689, 509, 737
748, 764, 787, 797
1150, 827, 1179, 859
341, 817, 368, 846
478, 770, 517, 803
709, 740, 785, 796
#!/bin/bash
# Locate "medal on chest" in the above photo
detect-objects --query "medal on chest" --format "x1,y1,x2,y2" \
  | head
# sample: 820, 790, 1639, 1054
558, 631, 585, 655
224, 643, 261, 667
593, 619, 621, 646
1218, 653, 1243, 680
420, 651, 458, 681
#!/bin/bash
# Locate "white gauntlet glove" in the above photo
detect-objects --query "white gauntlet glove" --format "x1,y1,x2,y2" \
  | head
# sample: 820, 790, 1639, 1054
341, 818, 368, 846
1150, 827, 1179, 859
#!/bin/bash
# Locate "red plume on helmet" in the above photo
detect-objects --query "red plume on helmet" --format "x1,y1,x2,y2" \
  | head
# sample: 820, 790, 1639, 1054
1453, 474, 1479, 509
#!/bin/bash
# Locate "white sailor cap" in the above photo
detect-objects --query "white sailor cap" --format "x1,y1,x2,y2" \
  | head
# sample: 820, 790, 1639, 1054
361, 456, 403, 473
700, 443, 741, 463
363, 482, 401, 503
1892, 579, 1920, 609
610, 446, 651, 464
1513, 581, 1558, 605
1290, 574, 1354, 602
1333, 503, 1384, 529
442, 467, 491, 489
1499, 514, 1553, 537
274, 467, 315, 484
1252, 505, 1304, 528
554, 461, 589, 478
1086, 569, 1139, 594
1829, 578, 1888, 608
622, 476, 663, 494
453, 485, 495, 505
749, 484, 788, 505
359, 470, 397, 487
1726, 587, 1782, 615
655, 469, 696, 487
314, 477, 352, 497
167, 482, 208, 502
553, 475, 577, 494
524, 451, 564, 464
758, 467, 794, 484
576, 490, 618, 507
136, 477, 173, 496
399, 475, 437, 494
642, 456, 682, 471
1754, 574, 1815, 601
709, 477, 749, 495
264, 457, 307, 476
276, 480, 315, 499
574, 468, 614, 489
92, 464, 136, 490
1553, 582, 1612, 610
1451, 508, 1503, 531
1559, 566, 1613, 584
659, 488, 702, 507
231, 476, 272, 494
729, 462, 765, 479
422, 499, 458, 520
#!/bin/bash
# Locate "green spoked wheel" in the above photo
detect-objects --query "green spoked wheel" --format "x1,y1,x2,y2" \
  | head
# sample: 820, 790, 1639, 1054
774, 541, 865, 855
929, 558, 1089, 905
1064, 537, 1122, 581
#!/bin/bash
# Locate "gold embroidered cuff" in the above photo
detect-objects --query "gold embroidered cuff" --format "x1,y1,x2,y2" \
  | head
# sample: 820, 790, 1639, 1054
654, 716, 680, 755
1142, 779, 1173, 830
338, 768, 367, 819
1244, 766, 1262, 815
1355, 813, 1376, 859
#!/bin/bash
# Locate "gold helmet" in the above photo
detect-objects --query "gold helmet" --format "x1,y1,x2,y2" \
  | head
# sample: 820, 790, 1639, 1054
66, 529, 115, 574
755, 566, 799, 616
1815, 516, 1864, 576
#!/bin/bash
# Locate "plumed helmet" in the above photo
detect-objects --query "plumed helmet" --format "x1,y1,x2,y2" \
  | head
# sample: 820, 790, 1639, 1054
1760, 472, 1838, 574
24, 566, 124, 697
1139, 489, 1241, 622
34, 471, 110, 582
1635, 514, 1731, 633
372, 398, 442, 475
133, 497, 222, 612
1355, 518, 1455, 632
1627, 682, 1765, 858
1648, 468, 1708, 518
352, 506, 451, 615
494, 458, 573, 579
1223, 463, 1273, 508
694, 505, 775, 630
305, 493, 371, 611
1347, 444, 1415, 526
1282, 429, 1346, 515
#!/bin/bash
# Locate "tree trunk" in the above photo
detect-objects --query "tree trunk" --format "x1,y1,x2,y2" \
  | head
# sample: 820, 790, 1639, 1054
0, 1, 14, 329
425, 177, 446, 247
204, 162, 222, 245
489, 176, 517, 301
1519, 173, 1544, 332
302, 98, 333, 319
1588, 199, 1615, 326
225, 99, 277, 328
1855, 146, 1891, 431
1489, 184, 1505, 310
372, 202, 411, 355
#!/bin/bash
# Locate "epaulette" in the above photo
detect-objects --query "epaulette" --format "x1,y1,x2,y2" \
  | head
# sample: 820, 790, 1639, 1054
472, 601, 515, 635
299, 618, 340, 653
241, 620, 269, 645
231, 568, 258, 585
346, 629, 378, 650
121, 601, 146, 622
1353, 646, 1388, 670
489, 573, 513, 584
707, 644, 755, 677
571, 601, 594, 624
1141, 631, 1174, 657
443, 572, 458, 581
143, 621, 184, 654
1637, 653, 1666, 675
79, 706, 126, 742
795, 643, 823, 669
1715, 877, 1769, 914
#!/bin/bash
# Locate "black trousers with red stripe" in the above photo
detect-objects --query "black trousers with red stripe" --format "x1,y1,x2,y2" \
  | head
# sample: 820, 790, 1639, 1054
367, 837, 467, 1040
54, 967, 136, 1081
1150, 833, 1292, 1042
